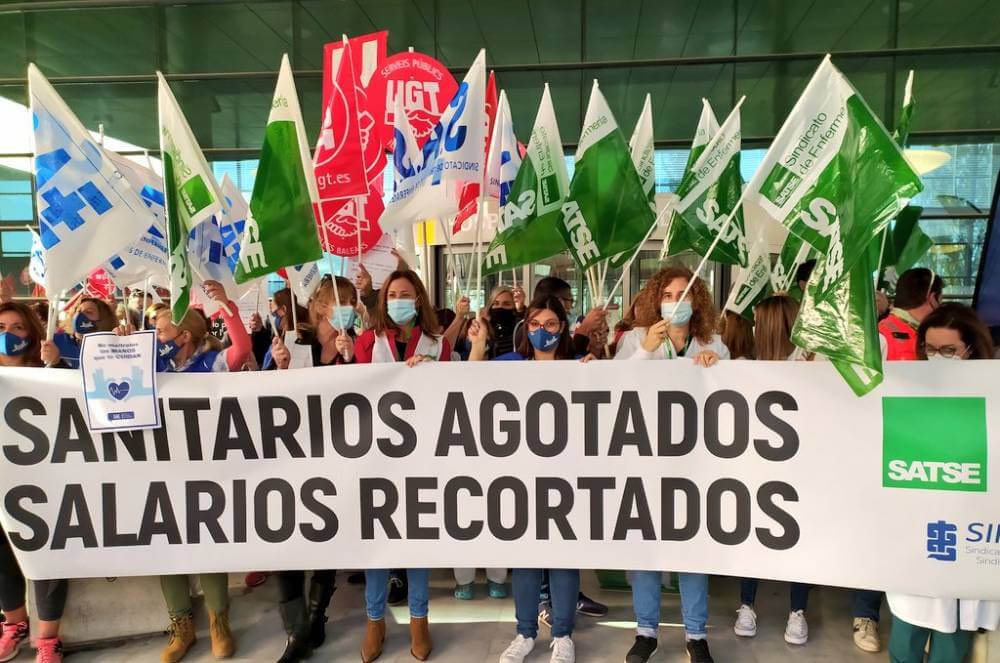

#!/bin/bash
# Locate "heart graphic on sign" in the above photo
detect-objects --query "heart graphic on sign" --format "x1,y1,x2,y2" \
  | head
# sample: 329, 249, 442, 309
107, 381, 131, 401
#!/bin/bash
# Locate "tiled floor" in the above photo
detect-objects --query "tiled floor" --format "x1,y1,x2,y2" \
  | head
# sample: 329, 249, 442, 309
70, 571, 892, 662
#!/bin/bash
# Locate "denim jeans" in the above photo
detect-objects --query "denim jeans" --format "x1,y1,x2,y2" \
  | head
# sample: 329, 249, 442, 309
630, 571, 708, 639
740, 578, 811, 612
512, 568, 579, 639
364, 569, 429, 619
853, 589, 883, 621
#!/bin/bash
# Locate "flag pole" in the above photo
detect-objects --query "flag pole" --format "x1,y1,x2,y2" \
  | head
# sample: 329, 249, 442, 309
603, 200, 676, 311
436, 217, 464, 303
140, 277, 150, 330
874, 228, 889, 288
354, 195, 365, 259
317, 203, 345, 333
472, 194, 487, 303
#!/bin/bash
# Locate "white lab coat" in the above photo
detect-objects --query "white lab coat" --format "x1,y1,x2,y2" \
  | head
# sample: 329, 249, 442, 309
886, 593, 1000, 633
614, 327, 730, 361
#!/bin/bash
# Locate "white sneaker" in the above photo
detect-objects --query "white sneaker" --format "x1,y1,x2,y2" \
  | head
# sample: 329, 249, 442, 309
853, 617, 881, 653
734, 604, 758, 637
784, 610, 808, 645
500, 634, 535, 663
549, 635, 575, 663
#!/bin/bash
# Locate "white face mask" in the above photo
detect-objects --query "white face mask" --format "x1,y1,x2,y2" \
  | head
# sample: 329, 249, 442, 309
927, 353, 963, 362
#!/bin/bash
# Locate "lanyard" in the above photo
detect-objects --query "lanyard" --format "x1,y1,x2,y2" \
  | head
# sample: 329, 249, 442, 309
664, 334, 691, 359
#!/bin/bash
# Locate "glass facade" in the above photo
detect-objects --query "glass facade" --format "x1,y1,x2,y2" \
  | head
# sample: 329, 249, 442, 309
0, 0, 995, 301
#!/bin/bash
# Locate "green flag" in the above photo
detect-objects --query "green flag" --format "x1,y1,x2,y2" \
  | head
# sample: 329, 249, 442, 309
669, 99, 749, 267
793, 248, 883, 396
746, 56, 923, 396
235, 54, 323, 283
608, 93, 656, 268
482, 84, 569, 275
663, 99, 719, 258
893, 70, 915, 147
558, 80, 656, 270
157, 72, 224, 322
771, 231, 818, 301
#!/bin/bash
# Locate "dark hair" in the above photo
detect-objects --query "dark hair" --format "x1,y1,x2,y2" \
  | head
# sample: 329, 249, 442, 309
625, 266, 717, 344
29, 301, 48, 327
74, 297, 118, 333
532, 276, 573, 303
272, 288, 311, 334
373, 270, 440, 340
515, 296, 575, 360
436, 308, 456, 333
0, 301, 45, 366
917, 302, 993, 360
895, 268, 943, 310
721, 310, 755, 360
795, 260, 816, 286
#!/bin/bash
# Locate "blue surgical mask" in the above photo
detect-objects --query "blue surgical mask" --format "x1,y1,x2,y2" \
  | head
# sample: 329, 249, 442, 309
271, 313, 283, 332
0, 332, 29, 357
387, 299, 418, 325
73, 313, 98, 334
661, 300, 693, 327
528, 327, 562, 352
157, 338, 181, 361
329, 305, 356, 330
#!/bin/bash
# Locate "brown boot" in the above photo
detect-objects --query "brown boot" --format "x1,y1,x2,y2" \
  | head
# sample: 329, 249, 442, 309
361, 618, 385, 662
409, 616, 432, 661
209, 610, 236, 659
160, 613, 196, 663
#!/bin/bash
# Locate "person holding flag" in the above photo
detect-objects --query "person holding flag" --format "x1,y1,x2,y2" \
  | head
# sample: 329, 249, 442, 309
614, 267, 727, 663
353, 269, 448, 663
43, 296, 118, 369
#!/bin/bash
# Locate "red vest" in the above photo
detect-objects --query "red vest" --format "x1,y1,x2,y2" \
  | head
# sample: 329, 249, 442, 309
878, 313, 918, 361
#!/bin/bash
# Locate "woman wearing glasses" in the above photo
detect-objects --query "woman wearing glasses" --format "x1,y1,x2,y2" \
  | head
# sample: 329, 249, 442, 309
467, 295, 593, 663
886, 302, 998, 663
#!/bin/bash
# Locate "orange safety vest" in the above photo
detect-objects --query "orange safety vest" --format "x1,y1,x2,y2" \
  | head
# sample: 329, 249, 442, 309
878, 313, 918, 361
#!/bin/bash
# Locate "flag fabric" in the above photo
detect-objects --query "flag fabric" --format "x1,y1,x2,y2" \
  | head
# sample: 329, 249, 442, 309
748, 56, 923, 396
743, 56, 922, 300
558, 80, 656, 270
235, 55, 324, 284
608, 93, 656, 269
668, 100, 748, 267
481, 84, 570, 275
219, 174, 248, 275
724, 213, 773, 321
485, 90, 521, 206
103, 153, 169, 289
454, 71, 499, 232
83, 267, 115, 300
29, 64, 151, 294
158, 71, 225, 321
893, 70, 915, 147
379, 50, 488, 233
663, 99, 720, 257
285, 262, 322, 303
771, 229, 817, 298
313, 36, 368, 201
28, 230, 46, 288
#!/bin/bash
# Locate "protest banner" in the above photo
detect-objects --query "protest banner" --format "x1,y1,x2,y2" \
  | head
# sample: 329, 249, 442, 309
79, 330, 159, 432
0, 361, 996, 601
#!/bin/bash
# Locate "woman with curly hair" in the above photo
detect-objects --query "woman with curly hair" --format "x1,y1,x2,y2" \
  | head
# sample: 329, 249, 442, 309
614, 266, 728, 663
614, 266, 728, 366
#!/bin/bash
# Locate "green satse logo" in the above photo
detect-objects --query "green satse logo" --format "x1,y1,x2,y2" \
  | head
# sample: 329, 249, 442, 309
882, 397, 987, 492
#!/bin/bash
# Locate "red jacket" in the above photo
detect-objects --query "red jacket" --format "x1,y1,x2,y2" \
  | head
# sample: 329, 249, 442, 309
354, 326, 452, 364
878, 313, 918, 361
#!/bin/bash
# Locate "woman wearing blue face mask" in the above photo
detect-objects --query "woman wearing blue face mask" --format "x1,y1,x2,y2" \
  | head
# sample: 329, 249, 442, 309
468, 296, 592, 663
353, 269, 448, 663
886, 303, 997, 663
48, 297, 117, 368
614, 266, 727, 663
0, 302, 71, 663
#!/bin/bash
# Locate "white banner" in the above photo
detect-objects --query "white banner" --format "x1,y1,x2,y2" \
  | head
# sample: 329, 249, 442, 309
0, 361, 997, 599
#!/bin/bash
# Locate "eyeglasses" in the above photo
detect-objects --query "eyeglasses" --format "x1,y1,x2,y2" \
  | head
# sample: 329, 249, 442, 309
923, 344, 967, 358
527, 319, 561, 333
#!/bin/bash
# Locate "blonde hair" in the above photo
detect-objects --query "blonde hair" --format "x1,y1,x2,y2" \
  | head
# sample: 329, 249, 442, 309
157, 307, 222, 353
487, 286, 515, 308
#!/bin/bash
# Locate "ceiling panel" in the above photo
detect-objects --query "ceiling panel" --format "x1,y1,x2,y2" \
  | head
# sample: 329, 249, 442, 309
30, 7, 156, 77
165, 2, 293, 73
898, 0, 1000, 48
737, 0, 892, 55
586, 0, 734, 61
0, 12, 24, 78
896, 53, 1000, 132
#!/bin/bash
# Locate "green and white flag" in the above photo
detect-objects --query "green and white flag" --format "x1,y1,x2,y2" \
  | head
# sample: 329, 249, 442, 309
481, 84, 570, 275
893, 70, 915, 147
748, 56, 924, 396
663, 99, 719, 257
668, 98, 748, 267
157, 72, 225, 322
558, 80, 655, 270
724, 212, 772, 321
743, 56, 922, 299
771, 230, 817, 299
235, 54, 324, 283
608, 94, 656, 268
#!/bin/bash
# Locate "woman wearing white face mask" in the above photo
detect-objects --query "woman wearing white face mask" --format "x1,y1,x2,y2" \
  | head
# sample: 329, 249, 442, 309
886, 303, 998, 663
353, 269, 448, 663
614, 266, 727, 663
